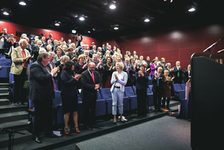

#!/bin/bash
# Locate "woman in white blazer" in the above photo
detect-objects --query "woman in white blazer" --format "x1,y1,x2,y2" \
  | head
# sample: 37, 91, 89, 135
110, 62, 128, 123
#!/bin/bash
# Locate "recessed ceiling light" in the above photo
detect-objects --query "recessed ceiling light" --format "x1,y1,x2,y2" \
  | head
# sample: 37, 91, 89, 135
19, 1, 27, 6
72, 30, 76, 34
54, 22, 60, 26
109, 4, 116, 10
2, 11, 9, 16
114, 26, 119, 30
188, 7, 196, 12
88, 31, 91, 33
144, 18, 150, 23
79, 16, 85, 21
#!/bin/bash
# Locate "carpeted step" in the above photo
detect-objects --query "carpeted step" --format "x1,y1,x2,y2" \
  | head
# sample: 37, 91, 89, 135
0, 111, 28, 123
0, 104, 28, 113
0, 87, 9, 93
0, 92, 9, 99
0, 99, 10, 105
0, 83, 9, 88
0, 119, 30, 131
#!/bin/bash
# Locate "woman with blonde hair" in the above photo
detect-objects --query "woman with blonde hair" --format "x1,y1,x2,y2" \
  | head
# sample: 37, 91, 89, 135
110, 62, 128, 123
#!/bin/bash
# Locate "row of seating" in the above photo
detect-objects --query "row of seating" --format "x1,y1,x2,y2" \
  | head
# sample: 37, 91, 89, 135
173, 83, 186, 100
0, 58, 11, 78
54, 86, 154, 115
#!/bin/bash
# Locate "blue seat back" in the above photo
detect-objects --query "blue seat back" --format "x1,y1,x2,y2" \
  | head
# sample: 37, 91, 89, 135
148, 85, 153, 93
125, 86, 135, 97
132, 86, 136, 94
0, 66, 10, 78
53, 90, 62, 107
100, 88, 112, 99
173, 84, 183, 92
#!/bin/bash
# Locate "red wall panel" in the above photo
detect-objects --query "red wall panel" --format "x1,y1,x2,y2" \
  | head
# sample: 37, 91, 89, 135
0, 20, 98, 46
105, 25, 224, 68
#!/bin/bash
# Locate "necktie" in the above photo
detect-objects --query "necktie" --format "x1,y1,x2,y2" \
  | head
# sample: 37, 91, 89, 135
22, 49, 27, 68
91, 71, 95, 83
22, 49, 26, 58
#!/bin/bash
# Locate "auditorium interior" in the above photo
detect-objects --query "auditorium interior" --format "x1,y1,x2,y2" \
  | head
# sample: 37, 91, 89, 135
0, 0, 224, 150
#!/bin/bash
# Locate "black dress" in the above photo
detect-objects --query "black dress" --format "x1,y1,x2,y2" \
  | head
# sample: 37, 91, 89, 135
60, 70, 78, 113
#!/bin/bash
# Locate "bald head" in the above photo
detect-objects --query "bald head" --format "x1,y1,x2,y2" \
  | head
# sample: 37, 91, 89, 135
88, 62, 96, 72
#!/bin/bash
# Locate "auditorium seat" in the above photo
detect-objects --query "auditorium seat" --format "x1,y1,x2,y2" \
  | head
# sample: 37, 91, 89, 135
100, 88, 112, 115
95, 90, 107, 116
147, 85, 154, 107
0, 66, 10, 78
173, 84, 185, 100
53, 90, 62, 107
9, 73, 14, 85
180, 83, 186, 91
125, 86, 137, 111
53, 90, 63, 127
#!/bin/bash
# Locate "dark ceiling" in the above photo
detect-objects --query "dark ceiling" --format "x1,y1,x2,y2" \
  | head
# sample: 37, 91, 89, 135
0, 0, 223, 40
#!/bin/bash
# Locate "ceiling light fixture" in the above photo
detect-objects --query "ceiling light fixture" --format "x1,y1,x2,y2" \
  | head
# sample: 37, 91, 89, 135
54, 21, 61, 27
144, 18, 150, 23
88, 31, 91, 33
114, 26, 119, 30
19, 1, 27, 6
188, 7, 196, 12
109, 3, 116, 10
79, 16, 85, 21
72, 30, 77, 34
2, 11, 9, 16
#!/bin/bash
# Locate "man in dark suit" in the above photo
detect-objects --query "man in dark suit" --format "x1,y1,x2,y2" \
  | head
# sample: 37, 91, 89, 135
81, 62, 101, 129
152, 67, 164, 112
29, 52, 58, 143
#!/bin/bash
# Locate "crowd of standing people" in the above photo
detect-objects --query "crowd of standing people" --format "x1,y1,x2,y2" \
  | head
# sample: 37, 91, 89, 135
0, 27, 192, 143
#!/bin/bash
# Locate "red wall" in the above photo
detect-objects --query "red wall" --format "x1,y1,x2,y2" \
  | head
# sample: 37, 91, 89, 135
0, 20, 97, 46
105, 25, 224, 68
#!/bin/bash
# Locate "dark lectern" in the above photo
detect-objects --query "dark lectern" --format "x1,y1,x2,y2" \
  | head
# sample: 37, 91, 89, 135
191, 38, 224, 150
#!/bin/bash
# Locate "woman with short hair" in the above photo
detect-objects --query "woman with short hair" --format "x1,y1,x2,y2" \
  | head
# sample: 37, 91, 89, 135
110, 62, 128, 123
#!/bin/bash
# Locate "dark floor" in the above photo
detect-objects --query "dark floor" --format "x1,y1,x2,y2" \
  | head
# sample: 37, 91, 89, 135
57, 116, 191, 150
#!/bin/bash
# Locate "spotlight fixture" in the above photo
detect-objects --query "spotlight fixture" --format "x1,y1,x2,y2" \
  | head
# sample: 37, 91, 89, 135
19, 1, 27, 6
88, 31, 91, 34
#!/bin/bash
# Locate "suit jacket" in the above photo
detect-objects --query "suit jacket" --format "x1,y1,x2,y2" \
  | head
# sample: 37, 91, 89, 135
60, 70, 78, 95
29, 61, 54, 101
81, 69, 101, 96
10, 46, 30, 75
135, 72, 148, 91
152, 73, 164, 92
